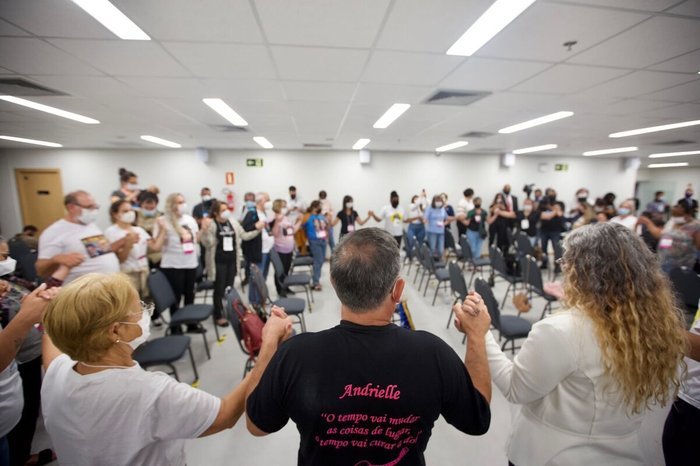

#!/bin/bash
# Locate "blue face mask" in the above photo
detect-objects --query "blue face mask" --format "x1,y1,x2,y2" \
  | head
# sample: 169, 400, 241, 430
618, 207, 631, 216
245, 200, 256, 210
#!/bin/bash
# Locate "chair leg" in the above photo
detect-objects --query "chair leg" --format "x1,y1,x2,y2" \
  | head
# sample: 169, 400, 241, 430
432, 283, 440, 306
212, 315, 221, 342
446, 298, 458, 328
468, 269, 476, 288
304, 286, 313, 312
501, 283, 513, 309
299, 313, 307, 332
188, 346, 200, 382
200, 329, 211, 360
168, 363, 180, 382
423, 277, 431, 297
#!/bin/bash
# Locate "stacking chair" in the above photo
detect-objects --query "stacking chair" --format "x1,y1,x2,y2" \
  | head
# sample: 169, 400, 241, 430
250, 263, 307, 332
147, 269, 217, 359
459, 234, 490, 287
444, 230, 458, 260
669, 267, 700, 315
224, 287, 256, 378
514, 232, 536, 262
194, 262, 215, 303
290, 248, 313, 274
269, 249, 314, 311
133, 335, 199, 383
522, 255, 558, 320
489, 246, 523, 309
446, 261, 468, 329
550, 239, 564, 281
402, 232, 417, 274
475, 278, 531, 354
419, 244, 450, 306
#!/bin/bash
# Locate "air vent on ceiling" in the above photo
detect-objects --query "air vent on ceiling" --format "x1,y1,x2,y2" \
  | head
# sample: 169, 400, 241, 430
303, 143, 333, 148
209, 125, 247, 133
653, 139, 696, 146
424, 89, 491, 106
0, 78, 66, 96
459, 131, 494, 138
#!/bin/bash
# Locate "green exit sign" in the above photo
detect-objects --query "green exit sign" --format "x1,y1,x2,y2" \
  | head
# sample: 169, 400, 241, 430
246, 158, 263, 167
555, 163, 569, 172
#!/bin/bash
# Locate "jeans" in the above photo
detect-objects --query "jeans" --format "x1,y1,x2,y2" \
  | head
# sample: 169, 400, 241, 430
261, 252, 271, 279
466, 229, 484, 260
407, 223, 425, 253
308, 239, 326, 285
540, 231, 561, 268
426, 232, 444, 258
328, 226, 336, 252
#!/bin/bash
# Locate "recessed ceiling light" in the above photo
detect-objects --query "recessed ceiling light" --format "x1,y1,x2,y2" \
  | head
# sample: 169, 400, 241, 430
72, 0, 150, 40
352, 138, 370, 150
140, 135, 181, 148
498, 111, 573, 134
648, 150, 700, 159
582, 146, 638, 156
609, 119, 700, 138
512, 143, 557, 154
0, 135, 62, 147
0, 95, 99, 124
202, 98, 248, 127
648, 162, 689, 168
253, 136, 273, 149
435, 141, 469, 152
373, 103, 411, 129
446, 0, 536, 56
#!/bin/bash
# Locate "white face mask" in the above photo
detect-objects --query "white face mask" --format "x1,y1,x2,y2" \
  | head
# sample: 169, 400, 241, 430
435, 202, 443, 208
345, 202, 353, 209
119, 311, 150, 350
221, 210, 231, 220
177, 203, 188, 216
120, 211, 136, 224
201, 195, 212, 202
672, 216, 687, 225
524, 205, 533, 213
264, 201, 272, 211
0, 257, 17, 276
127, 183, 139, 191
78, 208, 99, 225
281, 207, 289, 215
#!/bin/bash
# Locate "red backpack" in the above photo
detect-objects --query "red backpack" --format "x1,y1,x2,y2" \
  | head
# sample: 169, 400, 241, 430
232, 298, 265, 355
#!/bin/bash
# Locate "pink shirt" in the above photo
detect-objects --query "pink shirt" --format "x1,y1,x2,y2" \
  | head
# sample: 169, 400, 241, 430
273, 216, 295, 254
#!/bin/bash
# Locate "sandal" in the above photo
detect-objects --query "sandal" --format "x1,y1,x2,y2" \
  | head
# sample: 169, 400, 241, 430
25, 448, 56, 466
312, 284, 322, 291
216, 318, 230, 327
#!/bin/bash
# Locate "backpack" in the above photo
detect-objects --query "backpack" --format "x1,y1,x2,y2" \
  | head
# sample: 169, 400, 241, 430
231, 298, 264, 355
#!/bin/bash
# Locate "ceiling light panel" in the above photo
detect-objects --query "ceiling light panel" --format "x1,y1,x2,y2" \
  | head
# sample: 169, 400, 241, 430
0, 135, 62, 147
140, 135, 181, 148
0, 95, 100, 124
436, 141, 469, 152
373, 104, 411, 129
72, 0, 150, 40
648, 150, 700, 159
512, 144, 557, 154
253, 136, 273, 149
609, 119, 700, 138
352, 138, 370, 150
582, 146, 638, 156
202, 98, 248, 126
498, 111, 573, 134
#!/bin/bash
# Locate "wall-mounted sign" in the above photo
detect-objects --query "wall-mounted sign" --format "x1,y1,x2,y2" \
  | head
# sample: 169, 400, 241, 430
555, 163, 569, 172
225, 172, 235, 185
246, 158, 263, 167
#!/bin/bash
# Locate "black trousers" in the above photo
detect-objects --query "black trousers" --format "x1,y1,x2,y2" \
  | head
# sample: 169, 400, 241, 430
160, 267, 196, 315
663, 398, 700, 465
213, 261, 236, 320
394, 235, 402, 247
8, 356, 42, 466
275, 251, 293, 294
540, 231, 561, 268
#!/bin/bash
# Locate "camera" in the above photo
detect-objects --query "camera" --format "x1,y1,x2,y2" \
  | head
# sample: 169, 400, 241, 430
523, 183, 535, 199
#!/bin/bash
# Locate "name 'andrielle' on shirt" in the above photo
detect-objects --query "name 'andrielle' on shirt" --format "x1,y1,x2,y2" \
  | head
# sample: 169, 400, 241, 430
338, 383, 400, 400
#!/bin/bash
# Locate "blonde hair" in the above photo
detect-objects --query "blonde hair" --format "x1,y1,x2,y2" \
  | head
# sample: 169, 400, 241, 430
43, 273, 138, 362
164, 192, 184, 237
562, 222, 687, 413
272, 199, 285, 214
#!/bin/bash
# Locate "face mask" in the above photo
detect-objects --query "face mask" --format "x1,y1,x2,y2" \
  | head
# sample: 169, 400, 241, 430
687, 192, 693, 198
141, 208, 156, 218
474, 203, 481, 209
119, 311, 150, 350
264, 201, 273, 211
577, 197, 587, 203
78, 208, 99, 225
290, 193, 296, 200
0, 257, 17, 276
435, 201, 443, 208
221, 210, 231, 220
177, 203, 188, 216
127, 183, 139, 191
657, 196, 664, 202
345, 202, 353, 209
245, 200, 256, 210
617, 207, 631, 216
202, 195, 212, 203
391, 200, 399, 208
672, 216, 687, 225
120, 211, 136, 224
524, 205, 533, 213
503, 189, 511, 195
548, 194, 557, 202
281, 207, 289, 215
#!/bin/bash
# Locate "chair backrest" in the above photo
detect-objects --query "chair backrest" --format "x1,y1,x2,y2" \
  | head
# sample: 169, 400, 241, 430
16, 251, 38, 282
269, 249, 286, 280
250, 263, 271, 305
459, 235, 475, 261
489, 246, 508, 276
420, 244, 436, 272
525, 255, 545, 294
669, 267, 700, 309
515, 232, 535, 257
224, 287, 250, 355
553, 239, 564, 262
448, 261, 468, 301
475, 277, 501, 330
445, 230, 456, 251
147, 270, 177, 313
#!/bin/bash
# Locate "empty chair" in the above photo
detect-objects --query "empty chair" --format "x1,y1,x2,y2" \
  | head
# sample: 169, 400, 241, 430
460, 234, 490, 287
444, 230, 457, 259
669, 266, 700, 315
402, 232, 417, 274
475, 278, 531, 354
419, 244, 450, 306
147, 269, 217, 359
522, 255, 559, 320
489, 246, 523, 309
290, 248, 313, 274
446, 261, 468, 329
250, 263, 307, 332
514, 232, 536, 261
194, 262, 215, 303
224, 286, 257, 378
132, 335, 199, 383
269, 249, 313, 311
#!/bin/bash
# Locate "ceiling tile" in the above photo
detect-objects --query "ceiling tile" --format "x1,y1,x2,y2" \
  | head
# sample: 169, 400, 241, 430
563, 0, 680, 11
362, 51, 463, 86
0, 18, 29, 36
200, 79, 284, 101
666, 0, 700, 17
641, 78, 700, 102
27, 75, 138, 99
0, 0, 114, 39
439, 57, 552, 91
282, 82, 357, 102
118, 77, 206, 98
582, 70, 698, 98
648, 49, 700, 73
163, 42, 274, 79
512, 64, 629, 94
353, 83, 433, 105
640, 102, 700, 120
601, 99, 677, 116
256, 0, 390, 48
478, 2, 648, 62
271, 46, 369, 82
570, 16, 700, 68
0, 38, 101, 75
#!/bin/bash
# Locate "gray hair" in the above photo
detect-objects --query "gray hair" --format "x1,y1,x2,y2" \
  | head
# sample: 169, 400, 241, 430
330, 228, 401, 313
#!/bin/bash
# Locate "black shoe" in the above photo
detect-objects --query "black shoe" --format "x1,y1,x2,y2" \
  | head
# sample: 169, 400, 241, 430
540, 263, 548, 270
186, 325, 207, 334
169, 325, 184, 335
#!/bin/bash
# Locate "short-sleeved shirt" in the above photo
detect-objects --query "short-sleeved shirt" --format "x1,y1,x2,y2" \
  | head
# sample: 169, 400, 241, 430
104, 225, 151, 272
658, 219, 700, 270
466, 209, 485, 233
155, 215, 199, 269
424, 207, 447, 234
0, 281, 41, 364
379, 206, 405, 236
305, 214, 329, 241
247, 321, 491, 466
336, 210, 360, 236
241, 209, 263, 263
257, 210, 275, 254
41, 355, 220, 466
38, 219, 120, 284
517, 211, 540, 237
273, 216, 296, 254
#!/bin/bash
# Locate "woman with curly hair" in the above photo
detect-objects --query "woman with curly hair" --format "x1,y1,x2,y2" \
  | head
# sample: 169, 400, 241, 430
482, 222, 687, 465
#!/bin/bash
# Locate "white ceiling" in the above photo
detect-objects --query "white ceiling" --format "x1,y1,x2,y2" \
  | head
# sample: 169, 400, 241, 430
0, 0, 699, 168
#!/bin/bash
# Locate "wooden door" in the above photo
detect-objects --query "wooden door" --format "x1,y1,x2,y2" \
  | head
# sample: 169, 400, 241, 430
15, 169, 65, 233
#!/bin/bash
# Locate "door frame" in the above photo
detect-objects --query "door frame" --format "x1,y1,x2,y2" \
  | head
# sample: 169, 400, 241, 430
14, 168, 64, 229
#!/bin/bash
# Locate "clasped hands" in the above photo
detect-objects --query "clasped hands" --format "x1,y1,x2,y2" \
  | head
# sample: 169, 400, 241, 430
452, 291, 491, 337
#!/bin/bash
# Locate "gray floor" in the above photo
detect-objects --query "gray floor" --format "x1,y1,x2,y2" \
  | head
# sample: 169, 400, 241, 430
31, 256, 669, 465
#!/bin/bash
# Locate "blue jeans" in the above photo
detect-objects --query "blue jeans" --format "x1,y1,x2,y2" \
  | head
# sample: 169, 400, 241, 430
466, 229, 484, 260
308, 239, 326, 285
261, 252, 270, 279
248, 261, 264, 305
426, 232, 444, 258
540, 231, 561, 269
328, 226, 336, 252
407, 223, 425, 253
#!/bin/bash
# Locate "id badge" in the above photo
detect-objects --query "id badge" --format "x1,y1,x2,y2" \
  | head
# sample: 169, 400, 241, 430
286, 227, 294, 236
521, 219, 530, 230
659, 237, 673, 249
475, 215, 481, 223
223, 236, 234, 251
437, 221, 444, 228
317, 230, 327, 239
182, 241, 195, 254
347, 224, 355, 232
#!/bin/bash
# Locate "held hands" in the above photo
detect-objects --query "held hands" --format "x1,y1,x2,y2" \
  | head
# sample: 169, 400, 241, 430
55, 252, 85, 268
263, 306, 293, 345
255, 220, 266, 230
20, 283, 60, 324
453, 291, 491, 337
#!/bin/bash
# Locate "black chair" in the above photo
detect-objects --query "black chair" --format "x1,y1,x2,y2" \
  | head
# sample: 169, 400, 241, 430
550, 239, 564, 281
250, 263, 307, 332
444, 230, 457, 260
489, 246, 522, 309
459, 234, 490, 287
669, 267, 700, 315
290, 249, 313, 274
402, 232, 417, 274
269, 249, 313, 311
446, 261, 468, 328
147, 269, 217, 359
133, 335, 199, 383
419, 244, 450, 306
514, 232, 536, 261
475, 278, 531, 354
195, 262, 215, 303
224, 287, 256, 378
16, 250, 38, 282
521, 255, 558, 319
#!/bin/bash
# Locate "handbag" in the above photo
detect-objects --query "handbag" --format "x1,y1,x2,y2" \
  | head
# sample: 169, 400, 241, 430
231, 298, 265, 355
512, 293, 531, 313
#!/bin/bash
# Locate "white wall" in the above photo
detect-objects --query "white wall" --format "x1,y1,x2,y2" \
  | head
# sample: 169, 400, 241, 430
0, 148, 639, 235
636, 167, 700, 210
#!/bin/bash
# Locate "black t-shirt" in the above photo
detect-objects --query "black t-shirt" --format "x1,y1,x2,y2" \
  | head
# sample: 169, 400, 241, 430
516, 211, 540, 237
539, 212, 565, 233
336, 210, 360, 236
466, 209, 485, 232
241, 209, 262, 262
192, 200, 215, 220
247, 321, 490, 466
214, 220, 236, 263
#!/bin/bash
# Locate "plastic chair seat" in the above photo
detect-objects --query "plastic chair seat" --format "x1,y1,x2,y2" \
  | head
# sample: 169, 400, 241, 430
500, 316, 532, 339
133, 336, 190, 365
196, 280, 215, 291
293, 256, 313, 266
435, 268, 450, 281
473, 257, 490, 267
284, 274, 311, 286
169, 304, 214, 325
272, 297, 305, 315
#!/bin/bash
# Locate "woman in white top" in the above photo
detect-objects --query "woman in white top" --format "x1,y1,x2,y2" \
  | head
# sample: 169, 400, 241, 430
462, 222, 687, 465
105, 200, 165, 298
41, 273, 292, 466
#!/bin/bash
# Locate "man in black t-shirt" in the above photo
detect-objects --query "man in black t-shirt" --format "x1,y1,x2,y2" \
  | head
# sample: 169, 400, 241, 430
246, 228, 492, 465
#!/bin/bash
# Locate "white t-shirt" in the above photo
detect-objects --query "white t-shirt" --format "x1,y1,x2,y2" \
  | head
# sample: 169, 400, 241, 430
156, 215, 199, 269
457, 198, 474, 218
257, 210, 275, 254
610, 215, 638, 230
105, 225, 151, 272
0, 359, 23, 437
41, 354, 220, 466
38, 219, 120, 284
680, 316, 700, 410
379, 206, 405, 236
287, 197, 307, 223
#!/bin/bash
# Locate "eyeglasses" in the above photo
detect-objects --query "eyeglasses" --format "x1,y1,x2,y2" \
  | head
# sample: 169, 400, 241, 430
130, 301, 154, 318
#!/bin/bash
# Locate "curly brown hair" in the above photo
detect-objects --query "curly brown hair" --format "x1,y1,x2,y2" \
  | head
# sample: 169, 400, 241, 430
562, 222, 687, 414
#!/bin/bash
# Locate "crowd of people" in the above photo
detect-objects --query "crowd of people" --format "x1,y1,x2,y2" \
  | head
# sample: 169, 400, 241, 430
0, 166, 698, 465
